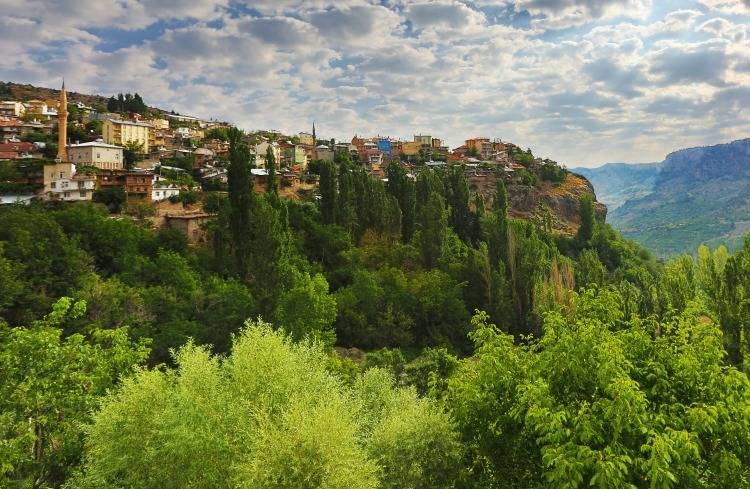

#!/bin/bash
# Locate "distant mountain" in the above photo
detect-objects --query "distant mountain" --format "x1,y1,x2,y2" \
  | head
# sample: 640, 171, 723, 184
573, 162, 660, 211
596, 139, 750, 257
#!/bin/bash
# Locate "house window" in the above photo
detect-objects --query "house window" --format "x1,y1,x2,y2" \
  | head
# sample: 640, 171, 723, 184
50, 182, 56, 189
59, 172, 64, 178
63, 192, 69, 198
96, 153, 100, 158
80, 191, 86, 197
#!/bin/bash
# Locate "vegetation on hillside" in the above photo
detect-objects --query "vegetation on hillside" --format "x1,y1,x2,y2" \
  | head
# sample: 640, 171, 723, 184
2, 130, 750, 488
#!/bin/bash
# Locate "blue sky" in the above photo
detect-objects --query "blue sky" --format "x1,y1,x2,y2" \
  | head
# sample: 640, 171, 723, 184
2, 0, 750, 166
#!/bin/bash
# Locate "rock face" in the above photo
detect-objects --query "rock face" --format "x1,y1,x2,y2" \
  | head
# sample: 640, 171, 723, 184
469, 172, 605, 236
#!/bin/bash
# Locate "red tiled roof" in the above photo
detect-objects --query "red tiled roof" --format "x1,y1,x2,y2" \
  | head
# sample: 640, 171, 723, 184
0, 119, 23, 127
0, 142, 35, 152
0, 151, 17, 159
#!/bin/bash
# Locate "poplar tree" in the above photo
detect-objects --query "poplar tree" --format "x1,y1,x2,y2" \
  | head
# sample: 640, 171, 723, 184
386, 163, 415, 242
419, 192, 446, 269
577, 194, 595, 245
446, 166, 471, 243
266, 145, 277, 195
319, 160, 337, 225
227, 128, 253, 280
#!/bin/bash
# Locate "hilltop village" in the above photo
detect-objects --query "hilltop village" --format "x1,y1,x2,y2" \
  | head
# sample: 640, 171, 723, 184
0, 82, 597, 239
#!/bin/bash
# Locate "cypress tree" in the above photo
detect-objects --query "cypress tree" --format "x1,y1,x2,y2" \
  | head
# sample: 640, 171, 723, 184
419, 192, 446, 269
319, 160, 337, 225
227, 128, 253, 280
266, 145, 277, 195
386, 163, 415, 242
446, 166, 471, 243
576, 194, 595, 244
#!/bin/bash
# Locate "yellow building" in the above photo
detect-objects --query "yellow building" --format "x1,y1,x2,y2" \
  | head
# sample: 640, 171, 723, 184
401, 141, 421, 156
298, 132, 314, 146
150, 118, 170, 130
103, 119, 154, 153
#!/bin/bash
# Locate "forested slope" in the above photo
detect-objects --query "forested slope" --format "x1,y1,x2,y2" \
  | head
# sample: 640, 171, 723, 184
3, 130, 750, 488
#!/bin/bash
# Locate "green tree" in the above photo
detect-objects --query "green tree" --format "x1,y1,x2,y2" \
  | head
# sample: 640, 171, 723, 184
448, 290, 750, 489
227, 128, 253, 280
274, 272, 336, 344
418, 192, 447, 269
122, 140, 144, 170
575, 248, 607, 289
386, 163, 415, 242
92, 187, 126, 213
265, 145, 277, 194
69, 323, 460, 489
319, 160, 337, 225
445, 166, 471, 243
576, 193, 595, 245
0, 298, 149, 489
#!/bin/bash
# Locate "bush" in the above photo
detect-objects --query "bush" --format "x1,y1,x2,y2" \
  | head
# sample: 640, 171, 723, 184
540, 163, 566, 183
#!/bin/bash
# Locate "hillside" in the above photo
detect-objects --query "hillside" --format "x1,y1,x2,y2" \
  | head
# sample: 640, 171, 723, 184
0, 81, 179, 116
2, 81, 112, 109
470, 172, 606, 236
573, 162, 660, 211
604, 139, 750, 257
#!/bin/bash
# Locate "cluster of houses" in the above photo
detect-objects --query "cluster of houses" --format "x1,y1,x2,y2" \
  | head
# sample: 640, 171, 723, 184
0, 82, 555, 211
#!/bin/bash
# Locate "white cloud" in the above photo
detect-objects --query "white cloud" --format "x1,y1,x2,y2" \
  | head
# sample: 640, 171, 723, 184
1, 0, 750, 165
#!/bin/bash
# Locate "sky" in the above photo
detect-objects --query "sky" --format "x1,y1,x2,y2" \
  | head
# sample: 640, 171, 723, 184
2, 0, 750, 167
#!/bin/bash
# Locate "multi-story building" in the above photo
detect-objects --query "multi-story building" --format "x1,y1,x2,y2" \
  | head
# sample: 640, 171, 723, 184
124, 171, 153, 201
414, 134, 432, 147
43, 162, 96, 201
334, 142, 357, 158
287, 144, 307, 169
0, 142, 36, 159
298, 132, 314, 146
253, 141, 282, 169
68, 141, 124, 170
150, 118, 170, 130
25, 100, 48, 114
203, 138, 229, 158
377, 138, 393, 156
0, 118, 52, 142
401, 141, 421, 156
316, 144, 334, 162
465, 137, 494, 160
0, 101, 25, 118
103, 119, 154, 153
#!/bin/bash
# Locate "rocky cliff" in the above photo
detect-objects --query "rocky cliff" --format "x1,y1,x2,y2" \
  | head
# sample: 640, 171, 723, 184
469, 172, 606, 236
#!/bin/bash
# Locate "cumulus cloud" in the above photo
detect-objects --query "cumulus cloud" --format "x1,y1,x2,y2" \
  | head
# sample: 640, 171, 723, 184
1, 0, 749, 165
649, 42, 731, 86
510, 0, 652, 29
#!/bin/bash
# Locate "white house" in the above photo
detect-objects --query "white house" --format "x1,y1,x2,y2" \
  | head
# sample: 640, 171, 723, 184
68, 140, 124, 170
253, 141, 281, 169
42, 162, 96, 202
152, 174, 181, 201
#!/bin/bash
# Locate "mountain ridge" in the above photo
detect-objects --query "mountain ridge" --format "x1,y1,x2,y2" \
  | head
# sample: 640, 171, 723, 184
580, 138, 750, 257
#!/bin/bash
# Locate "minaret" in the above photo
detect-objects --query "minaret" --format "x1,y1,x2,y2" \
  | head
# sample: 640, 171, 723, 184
56, 80, 68, 161
312, 121, 317, 161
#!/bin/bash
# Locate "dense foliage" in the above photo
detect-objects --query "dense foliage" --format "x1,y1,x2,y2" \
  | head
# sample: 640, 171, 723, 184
2, 131, 750, 488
